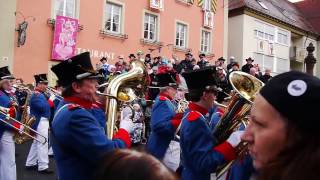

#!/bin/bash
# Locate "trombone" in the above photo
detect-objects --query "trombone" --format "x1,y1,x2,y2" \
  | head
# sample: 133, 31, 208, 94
46, 87, 63, 101
0, 108, 47, 144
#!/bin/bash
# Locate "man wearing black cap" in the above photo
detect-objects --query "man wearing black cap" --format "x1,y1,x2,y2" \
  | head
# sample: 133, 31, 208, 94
146, 72, 182, 163
197, 53, 209, 69
241, 57, 254, 74
25, 73, 53, 174
0, 66, 19, 180
242, 71, 320, 179
50, 52, 134, 180
128, 54, 136, 62
180, 52, 194, 72
180, 67, 243, 180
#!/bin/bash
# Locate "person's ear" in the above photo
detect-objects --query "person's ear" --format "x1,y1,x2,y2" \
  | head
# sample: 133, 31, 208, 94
72, 82, 81, 93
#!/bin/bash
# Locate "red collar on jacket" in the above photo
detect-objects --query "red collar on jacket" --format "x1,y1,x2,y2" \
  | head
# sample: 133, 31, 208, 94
159, 92, 173, 101
64, 96, 94, 109
188, 102, 208, 115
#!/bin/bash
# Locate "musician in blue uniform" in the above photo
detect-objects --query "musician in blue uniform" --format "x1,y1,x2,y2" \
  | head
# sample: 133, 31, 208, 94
50, 52, 134, 180
146, 72, 182, 160
0, 66, 19, 180
25, 73, 53, 173
180, 67, 243, 180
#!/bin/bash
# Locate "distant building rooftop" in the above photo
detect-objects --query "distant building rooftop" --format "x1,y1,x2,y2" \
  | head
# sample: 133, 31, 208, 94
229, 0, 319, 37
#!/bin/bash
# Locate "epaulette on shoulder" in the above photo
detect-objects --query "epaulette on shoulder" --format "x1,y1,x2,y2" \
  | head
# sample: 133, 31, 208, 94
68, 104, 81, 110
187, 111, 202, 122
159, 96, 168, 101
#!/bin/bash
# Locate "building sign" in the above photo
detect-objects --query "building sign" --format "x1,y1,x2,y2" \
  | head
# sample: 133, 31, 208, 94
77, 48, 115, 60
52, 15, 78, 60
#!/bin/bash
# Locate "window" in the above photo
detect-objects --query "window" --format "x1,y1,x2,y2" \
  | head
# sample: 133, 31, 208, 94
105, 2, 122, 34
254, 21, 275, 42
277, 30, 289, 45
54, 0, 77, 18
253, 53, 275, 72
276, 57, 290, 73
201, 30, 211, 53
176, 23, 187, 48
144, 13, 158, 41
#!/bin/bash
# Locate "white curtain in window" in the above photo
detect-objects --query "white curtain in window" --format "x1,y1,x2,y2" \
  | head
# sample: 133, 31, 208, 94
55, 0, 76, 18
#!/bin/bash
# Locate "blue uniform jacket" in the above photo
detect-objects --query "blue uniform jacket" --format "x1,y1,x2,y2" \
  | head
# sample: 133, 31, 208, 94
180, 102, 236, 180
0, 90, 15, 139
29, 90, 50, 130
146, 94, 178, 159
228, 154, 255, 180
89, 103, 106, 133
52, 96, 131, 180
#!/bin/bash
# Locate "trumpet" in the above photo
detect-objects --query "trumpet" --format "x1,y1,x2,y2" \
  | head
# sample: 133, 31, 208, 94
0, 108, 47, 144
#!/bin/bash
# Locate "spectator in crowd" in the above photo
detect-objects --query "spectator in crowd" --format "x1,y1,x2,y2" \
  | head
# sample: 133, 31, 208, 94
260, 68, 273, 83
172, 54, 183, 73
216, 67, 230, 103
227, 56, 237, 71
249, 67, 261, 79
95, 149, 177, 180
128, 54, 136, 63
148, 66, 159, 100
152, 57, 160, 67
115, 55, 127, 73
180, 52, 194, 72
241, 57, 254, 74
216, 57, 226, 68
99, 57, 110, 78
197, 53, 209, 69
145, 54, 152, 65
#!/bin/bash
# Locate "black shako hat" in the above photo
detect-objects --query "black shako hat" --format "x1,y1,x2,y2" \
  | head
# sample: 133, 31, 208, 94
156, 72, 177, 87
182, 66, 217, 93
51, 52, 101, 87
34, 74, 48, 84
0, 66, 14, 80
260, 71, 320, 135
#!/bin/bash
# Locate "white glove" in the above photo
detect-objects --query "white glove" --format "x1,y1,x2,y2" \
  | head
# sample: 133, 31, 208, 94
227, 131, 244, 148
120, 118, 134, 134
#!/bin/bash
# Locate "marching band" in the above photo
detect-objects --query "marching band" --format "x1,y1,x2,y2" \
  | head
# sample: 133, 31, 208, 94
0, 51, 319, 180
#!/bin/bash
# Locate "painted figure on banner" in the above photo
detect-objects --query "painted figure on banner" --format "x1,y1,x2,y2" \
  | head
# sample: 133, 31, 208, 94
52, 16, 78, 60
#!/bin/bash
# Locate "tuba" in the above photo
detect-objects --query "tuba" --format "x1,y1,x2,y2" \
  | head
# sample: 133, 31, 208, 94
213, 71, 264, 178
104, 60, 148, 139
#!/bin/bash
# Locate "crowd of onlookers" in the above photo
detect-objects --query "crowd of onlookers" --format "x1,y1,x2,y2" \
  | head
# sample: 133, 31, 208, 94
96, 50, 273, 103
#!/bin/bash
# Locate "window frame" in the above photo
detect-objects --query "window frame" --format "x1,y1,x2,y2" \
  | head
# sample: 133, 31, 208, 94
142, 9, 160, 42
51, 0, 80, 19
253, 20, 275, 43
277, 29, 290, 46
200, 28, 212, 53
104, 1, 123, 34
175, 20, 189, 49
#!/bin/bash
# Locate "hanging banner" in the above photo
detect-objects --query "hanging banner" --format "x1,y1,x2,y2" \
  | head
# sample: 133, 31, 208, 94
51, 15, 78, 60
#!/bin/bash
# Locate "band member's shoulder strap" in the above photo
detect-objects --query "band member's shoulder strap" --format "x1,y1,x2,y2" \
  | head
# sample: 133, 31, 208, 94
186, 111, 204, 122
